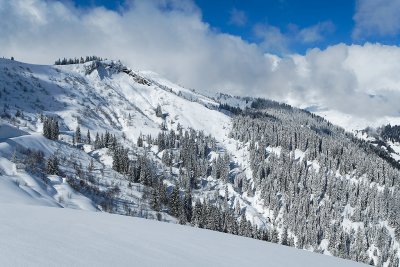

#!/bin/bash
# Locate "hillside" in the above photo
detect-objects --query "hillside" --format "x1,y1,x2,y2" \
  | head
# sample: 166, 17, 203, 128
0, 204, 365, 267
0, 58, 399, 266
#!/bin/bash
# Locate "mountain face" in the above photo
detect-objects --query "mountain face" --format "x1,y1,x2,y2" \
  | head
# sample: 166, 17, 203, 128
1, 58, 400, 266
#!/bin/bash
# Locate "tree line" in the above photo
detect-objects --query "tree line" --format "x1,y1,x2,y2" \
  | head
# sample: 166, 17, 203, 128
54, 56, 104, 65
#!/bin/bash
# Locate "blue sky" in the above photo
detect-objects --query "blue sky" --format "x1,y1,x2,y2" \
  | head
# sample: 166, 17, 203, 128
196, 0, 354, 52
71, 0, 398, 54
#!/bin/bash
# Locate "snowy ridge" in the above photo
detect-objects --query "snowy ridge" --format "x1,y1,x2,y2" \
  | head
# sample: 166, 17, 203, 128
0, 58, 271, 226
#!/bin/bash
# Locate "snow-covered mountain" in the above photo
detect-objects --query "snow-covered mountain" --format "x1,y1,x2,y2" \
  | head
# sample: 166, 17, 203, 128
1, 58, 399, 266
0, 58, 250, 220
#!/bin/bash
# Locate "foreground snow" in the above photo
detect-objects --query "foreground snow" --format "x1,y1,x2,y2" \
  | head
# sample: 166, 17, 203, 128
0, 204, 365, 267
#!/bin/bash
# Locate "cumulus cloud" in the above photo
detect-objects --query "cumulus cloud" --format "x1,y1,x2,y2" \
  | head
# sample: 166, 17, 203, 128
285, 44, 400, 119
253, 24, 290, 54
254, 20, 335, 54
297, 21, 335, 43
1, 0, 400, 127
0, 0, 274, 97
353, 0, 400, 39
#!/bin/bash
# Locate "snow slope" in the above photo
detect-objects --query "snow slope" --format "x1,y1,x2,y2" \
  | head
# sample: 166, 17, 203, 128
0, 204, 365, 267
0, 58, 270, 225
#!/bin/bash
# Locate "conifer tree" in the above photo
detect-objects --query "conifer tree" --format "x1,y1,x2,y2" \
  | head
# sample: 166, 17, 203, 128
87, 129, 91, 144
155, 104, 163, 117
94, 133, 100, 149
281, 226, 288, 246
46, 154, 59, 175
137, 135, 144, 147
169, 186, 181, 217
42, 117, 59, 140
75, 125, 81, 143
184, 190, 193, 222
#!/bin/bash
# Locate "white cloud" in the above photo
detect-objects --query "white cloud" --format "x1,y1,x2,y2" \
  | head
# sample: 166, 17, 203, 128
253, 24, 290, 54
297, 21, 335, 43
229, 8, 247, 27
254, 20, 334, 54
286, 44, 400, 119
353, 0, 400, 39
0, 0, 274, 97
1, 0, 400, 127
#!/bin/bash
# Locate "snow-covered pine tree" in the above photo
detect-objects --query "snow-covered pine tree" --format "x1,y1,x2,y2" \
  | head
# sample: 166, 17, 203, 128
169, 186, 181, 218
87, 129, 91, 144
46, 154, 59, 175
137, 134, 143, 147
75, 125, 81, 143
155, 104, 163, 117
